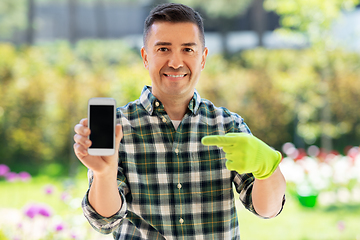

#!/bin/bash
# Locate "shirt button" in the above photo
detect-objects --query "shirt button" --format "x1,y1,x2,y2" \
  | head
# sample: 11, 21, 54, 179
179, 218, 184, 224
162, 117, 167, 123
174, 148, 179, 154
177, 183, 182, 189
155, 101, 160, 107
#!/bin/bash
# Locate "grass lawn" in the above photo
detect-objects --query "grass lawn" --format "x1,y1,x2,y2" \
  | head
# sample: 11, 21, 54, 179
237, 194, 360, 240
1, 176, 359, 240
0, 175, 112, 240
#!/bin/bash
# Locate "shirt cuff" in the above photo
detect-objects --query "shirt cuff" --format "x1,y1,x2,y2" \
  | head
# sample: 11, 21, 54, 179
82, 188, 128, 234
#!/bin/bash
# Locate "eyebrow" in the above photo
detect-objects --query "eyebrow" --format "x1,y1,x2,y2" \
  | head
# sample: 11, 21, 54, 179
154, 41, 197, 47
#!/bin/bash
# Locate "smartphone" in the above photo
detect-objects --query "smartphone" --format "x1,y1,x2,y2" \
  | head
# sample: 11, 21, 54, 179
87, 97, 116, 156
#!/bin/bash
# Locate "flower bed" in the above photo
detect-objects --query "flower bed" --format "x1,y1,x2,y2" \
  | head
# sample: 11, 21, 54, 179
0, 164, 111, 240
280, 143, 360, 207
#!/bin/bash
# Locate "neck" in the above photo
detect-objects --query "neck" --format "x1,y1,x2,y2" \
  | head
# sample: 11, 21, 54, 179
163, 100, 189, 120
154, 92, 192, 121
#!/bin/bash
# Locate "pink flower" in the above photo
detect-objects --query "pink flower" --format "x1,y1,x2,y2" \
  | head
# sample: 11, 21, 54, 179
61, 192, 70, 202
347, 147, 359, 160
6, 172, 18, 182
55, 223, 65, 232
337, 220, 345, 231
0, 164, 10, 176
38, 206, 52, 217
24, 204, 40, 218
18, 171, 31, 182
24, 203, 52, 218
44, 185, 54, 195
17, 223, 23, 229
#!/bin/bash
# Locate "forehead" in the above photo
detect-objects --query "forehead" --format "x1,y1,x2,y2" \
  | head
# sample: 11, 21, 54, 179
146, 22, 202, 47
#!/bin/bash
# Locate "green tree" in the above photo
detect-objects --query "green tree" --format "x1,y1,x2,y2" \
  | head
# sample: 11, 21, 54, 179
0, 40, 145, 175
0, 0, 27, 40
263, 0, 360, 151
264, 0, 360, 46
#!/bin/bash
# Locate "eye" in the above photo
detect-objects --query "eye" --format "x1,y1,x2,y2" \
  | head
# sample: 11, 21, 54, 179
158, 47, 169, 52
184, 48, 194, 52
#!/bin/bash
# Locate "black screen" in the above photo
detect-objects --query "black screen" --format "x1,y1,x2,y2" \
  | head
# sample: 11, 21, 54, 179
89, 105, 114, 149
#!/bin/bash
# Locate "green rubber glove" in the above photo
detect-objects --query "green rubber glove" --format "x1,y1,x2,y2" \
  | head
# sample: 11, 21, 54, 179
201, 133, 282, 179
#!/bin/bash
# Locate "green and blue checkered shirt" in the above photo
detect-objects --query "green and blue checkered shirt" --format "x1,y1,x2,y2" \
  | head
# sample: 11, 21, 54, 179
82, 86, 269, 239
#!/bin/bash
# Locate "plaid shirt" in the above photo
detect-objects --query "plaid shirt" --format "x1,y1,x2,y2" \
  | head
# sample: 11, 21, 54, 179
82, 86, 266, 240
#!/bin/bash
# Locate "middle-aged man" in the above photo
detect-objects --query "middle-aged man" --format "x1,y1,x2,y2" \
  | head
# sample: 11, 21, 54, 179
74, 3, 286, 239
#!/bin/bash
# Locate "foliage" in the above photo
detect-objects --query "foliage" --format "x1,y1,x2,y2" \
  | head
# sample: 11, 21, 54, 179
262, 0, 360, 151
0, 41, 149, 175
197, 48, 360, 151
264, 0, 360, 46
0, 0, 27, 39
1, 41, 359, 173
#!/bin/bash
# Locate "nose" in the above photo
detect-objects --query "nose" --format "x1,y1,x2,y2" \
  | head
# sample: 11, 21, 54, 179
168, 52, 184, 69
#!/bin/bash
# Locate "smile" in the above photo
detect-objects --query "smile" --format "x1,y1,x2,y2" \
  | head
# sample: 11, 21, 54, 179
164, 74, 187, 78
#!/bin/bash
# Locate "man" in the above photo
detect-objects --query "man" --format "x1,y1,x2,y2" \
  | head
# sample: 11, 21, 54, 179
73, 3, 286, 240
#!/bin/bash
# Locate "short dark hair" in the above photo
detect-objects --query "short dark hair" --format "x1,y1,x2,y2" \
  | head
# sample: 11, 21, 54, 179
143, 3, 205, 49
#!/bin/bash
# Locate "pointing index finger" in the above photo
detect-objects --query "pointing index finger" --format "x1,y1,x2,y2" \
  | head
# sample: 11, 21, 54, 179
201, 135, 236, 147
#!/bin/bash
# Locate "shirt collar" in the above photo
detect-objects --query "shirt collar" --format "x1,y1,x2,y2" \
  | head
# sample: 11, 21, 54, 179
140, 85, 202, 116
140, 86, 157, 115
189, 89, 201, 115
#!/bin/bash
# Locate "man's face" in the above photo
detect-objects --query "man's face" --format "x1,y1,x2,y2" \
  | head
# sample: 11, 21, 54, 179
141, 21, 208, 100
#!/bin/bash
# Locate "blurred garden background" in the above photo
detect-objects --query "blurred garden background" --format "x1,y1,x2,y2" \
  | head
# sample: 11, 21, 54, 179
1, 0, 360, 239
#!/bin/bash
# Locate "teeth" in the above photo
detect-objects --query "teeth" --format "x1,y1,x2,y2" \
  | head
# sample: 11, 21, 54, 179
166, 74, 185, 78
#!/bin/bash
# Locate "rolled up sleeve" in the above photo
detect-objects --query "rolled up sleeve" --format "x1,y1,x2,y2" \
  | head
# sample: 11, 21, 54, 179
81, 169, 129, 234
234, 172, 285, 219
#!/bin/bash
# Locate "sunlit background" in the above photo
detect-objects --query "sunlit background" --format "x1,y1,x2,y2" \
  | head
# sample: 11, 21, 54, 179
1, 0, 360, 239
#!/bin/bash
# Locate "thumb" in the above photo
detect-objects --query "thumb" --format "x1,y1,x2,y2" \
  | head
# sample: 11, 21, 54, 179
225, 160, 245, 174
225, 160, 236, 171
115, 124, 123, 150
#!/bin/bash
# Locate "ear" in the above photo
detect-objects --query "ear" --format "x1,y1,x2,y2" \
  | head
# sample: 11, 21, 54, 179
201, 47, 208, 70
141, 47, 149, 70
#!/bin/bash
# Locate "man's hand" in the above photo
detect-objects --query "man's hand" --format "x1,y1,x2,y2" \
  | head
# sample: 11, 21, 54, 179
201, 133, 282, 179
74, 118, 123, 217
73, 118, 123, 177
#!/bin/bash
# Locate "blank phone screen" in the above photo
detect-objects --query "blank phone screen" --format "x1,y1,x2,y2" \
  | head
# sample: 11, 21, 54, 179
89, 105, 114, 149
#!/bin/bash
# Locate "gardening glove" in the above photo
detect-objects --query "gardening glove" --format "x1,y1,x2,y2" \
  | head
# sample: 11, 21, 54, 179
201, 133, 282, 180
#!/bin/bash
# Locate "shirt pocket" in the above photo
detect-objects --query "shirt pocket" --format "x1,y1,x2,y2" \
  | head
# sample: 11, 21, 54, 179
189, 147, 233, 201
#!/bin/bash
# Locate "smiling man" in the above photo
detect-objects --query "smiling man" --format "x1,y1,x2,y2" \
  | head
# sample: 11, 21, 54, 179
74, 3, 286, 240
141, 20, 208, 121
